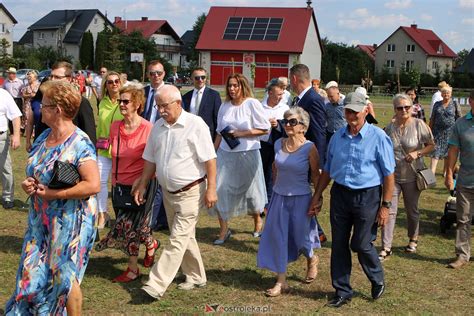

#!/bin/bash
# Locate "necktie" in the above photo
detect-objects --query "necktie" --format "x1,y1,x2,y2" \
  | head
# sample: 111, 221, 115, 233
292, 96, 300, 106
195, 90, 202, 115
147, 88, 155, 120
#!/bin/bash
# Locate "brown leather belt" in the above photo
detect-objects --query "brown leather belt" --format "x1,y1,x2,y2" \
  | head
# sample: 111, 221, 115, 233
168, 176, 206, 194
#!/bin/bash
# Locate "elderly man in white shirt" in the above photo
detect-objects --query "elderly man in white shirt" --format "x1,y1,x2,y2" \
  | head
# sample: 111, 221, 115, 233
0, 88, 22, 209
133, 84, 217, 299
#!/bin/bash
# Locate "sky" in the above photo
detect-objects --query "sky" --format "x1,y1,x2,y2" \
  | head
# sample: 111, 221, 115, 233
3, 0, 474, 53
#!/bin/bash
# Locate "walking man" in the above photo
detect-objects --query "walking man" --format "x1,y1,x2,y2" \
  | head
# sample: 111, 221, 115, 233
133, 84, 217, 299
311, 92, 395, 307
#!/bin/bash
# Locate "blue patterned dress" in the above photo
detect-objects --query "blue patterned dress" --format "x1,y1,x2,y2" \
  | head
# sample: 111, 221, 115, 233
6, 128, 98, 315
430, 100, 460, 159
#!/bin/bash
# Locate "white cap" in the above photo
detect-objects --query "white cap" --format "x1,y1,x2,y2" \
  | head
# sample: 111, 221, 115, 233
325, 81, 338, 90
355, 86, 369, 99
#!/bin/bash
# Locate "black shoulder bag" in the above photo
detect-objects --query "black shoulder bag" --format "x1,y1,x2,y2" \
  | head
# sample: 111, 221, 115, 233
111, 122, 146, 211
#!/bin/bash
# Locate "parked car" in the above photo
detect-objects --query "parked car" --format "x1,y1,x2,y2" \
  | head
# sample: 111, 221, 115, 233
38, 69, 51, 82
16, 68, 36, 81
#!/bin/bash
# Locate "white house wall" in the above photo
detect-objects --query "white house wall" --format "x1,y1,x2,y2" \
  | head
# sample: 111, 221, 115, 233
299, 17, 322, 79
85, 13, 110, 51
0, 9, 15, 55
426, 56, 454, 76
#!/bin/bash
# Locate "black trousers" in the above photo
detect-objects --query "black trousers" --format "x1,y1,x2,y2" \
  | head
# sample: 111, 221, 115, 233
330, 182, 384, 298
259, 141, 275, 207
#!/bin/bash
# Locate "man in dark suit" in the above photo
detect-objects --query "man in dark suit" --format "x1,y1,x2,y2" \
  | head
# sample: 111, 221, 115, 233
289, 64, 327, 166
182, 67, 221, 141
142, 60, 166, 123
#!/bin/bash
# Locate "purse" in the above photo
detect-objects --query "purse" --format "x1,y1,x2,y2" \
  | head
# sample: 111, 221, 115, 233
111, 122, 145, 211
48, 160, 81, 189
221, 125, 241, 149
415, 168, 437, 191
96, 106, 119, 150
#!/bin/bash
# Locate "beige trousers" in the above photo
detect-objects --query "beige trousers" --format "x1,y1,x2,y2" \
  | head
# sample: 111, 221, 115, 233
145, 182, 206, 296
455, 185, 474, 261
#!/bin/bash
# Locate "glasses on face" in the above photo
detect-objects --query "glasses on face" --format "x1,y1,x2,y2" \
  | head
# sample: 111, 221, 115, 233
194, 75, 206, 81
149, 71, 164, 77
155, 100, 179, 110
118, 99, 131, 105
106, 79, 120, 85
50, 74, 69, 80
40, 103, 56, 109
282, 118, 304, 127
396, 106, 412, 112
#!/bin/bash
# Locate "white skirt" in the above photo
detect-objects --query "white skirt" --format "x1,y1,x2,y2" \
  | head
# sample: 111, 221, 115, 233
209, 149, 267, 221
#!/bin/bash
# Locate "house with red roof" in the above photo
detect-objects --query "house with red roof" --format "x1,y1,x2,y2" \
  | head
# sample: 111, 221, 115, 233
374, 24, 457, 76
114, 17, 183, 68
357, 44, 376, 61
195, 4, 323, 88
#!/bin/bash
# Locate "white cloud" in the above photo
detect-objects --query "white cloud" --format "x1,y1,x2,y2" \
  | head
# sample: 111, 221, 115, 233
461, 18, 474, 25
338, 12, 411, 30
420, 14, 432, 21
354, 8, 369, 17
443, 31, 464, 46
384, 0, 412, 9
459, 0, 474, 9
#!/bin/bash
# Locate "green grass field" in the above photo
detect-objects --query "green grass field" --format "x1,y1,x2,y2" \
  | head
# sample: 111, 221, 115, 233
0, 94, 473, 314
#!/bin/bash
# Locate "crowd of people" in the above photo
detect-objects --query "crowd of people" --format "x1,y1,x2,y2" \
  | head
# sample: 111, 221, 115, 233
1, 60, 472, 314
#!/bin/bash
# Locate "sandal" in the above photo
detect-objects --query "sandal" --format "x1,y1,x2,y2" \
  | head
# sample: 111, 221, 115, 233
144, 239, 160, 268
405, 239, 418, 253
304, 254, 319, 283
113, 267, 139, 283
378, 248, 392, 261
265, 282, 291, 297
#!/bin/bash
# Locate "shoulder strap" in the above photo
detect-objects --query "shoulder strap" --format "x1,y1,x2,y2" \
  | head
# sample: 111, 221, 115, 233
391, 124, 419, 173
114, 121, 122, 182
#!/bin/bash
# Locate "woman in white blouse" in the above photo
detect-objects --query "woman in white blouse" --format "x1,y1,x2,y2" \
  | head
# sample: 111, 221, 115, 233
210, 73, 271, 245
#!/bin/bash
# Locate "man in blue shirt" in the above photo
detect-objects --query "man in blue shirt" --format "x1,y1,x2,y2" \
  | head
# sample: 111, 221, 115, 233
324, 81, 345, 144
310, 92, 395, 308
445, 89, 474, 269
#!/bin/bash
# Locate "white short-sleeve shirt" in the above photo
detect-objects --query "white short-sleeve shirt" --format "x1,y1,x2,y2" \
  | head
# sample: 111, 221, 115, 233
260, 100, 290, 142
216, 98, 271, 152
0, 88, 22, 132
142, 110, 217, 192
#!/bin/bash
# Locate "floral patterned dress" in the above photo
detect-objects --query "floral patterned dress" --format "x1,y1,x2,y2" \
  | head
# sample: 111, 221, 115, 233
430, 100, 461, 159
5, 128, 98, 315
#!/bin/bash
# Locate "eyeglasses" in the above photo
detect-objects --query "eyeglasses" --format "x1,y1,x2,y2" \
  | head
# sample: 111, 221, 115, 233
118, 99, 131, 105
155, 100, 179, 110
100, 71, 106, 74
194, 75, 206, 81
282, 118, 304, 127
149, 71, 164, 77
50, 74, 69, 80
396, 106, 412, 112
40, 103, 56, 109
106, 79, 120, 85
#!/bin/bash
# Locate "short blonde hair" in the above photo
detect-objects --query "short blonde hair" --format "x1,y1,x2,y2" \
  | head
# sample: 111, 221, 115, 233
41, 81, 81, 119
119, 84, 146, 114
440, 85, 452, 93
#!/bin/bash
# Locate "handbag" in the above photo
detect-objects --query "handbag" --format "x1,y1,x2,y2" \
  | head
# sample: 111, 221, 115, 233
221, 125, 241, 149
96, 106, 119, 150
48, 160, 81, 189
111, 122, 145, 211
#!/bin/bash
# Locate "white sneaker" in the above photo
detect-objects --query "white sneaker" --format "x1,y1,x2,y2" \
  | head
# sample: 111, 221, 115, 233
177, 281, 206, 290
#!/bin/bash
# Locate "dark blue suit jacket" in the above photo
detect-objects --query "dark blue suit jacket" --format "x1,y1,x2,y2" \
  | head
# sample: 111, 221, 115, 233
182, 86, 222, 141
298, 88, 327, 166
141, 85, 155, 121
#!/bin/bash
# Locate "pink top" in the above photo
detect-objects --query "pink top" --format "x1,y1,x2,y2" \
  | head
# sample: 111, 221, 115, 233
110, 118, 153, 185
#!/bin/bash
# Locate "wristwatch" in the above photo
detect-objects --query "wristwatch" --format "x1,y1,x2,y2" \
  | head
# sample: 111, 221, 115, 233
417, 151, 423, 158
381, 201, 392, 208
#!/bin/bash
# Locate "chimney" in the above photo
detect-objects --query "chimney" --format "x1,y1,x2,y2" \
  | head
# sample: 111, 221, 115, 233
411, 23, 417, 29
373, 44, 377, 49
141, 17, 148, 21
306, 0, 312, 8
114, 16, 121, 23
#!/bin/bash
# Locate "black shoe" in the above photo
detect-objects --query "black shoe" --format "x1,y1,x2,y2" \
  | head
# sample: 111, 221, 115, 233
153, 224, 169, 232
326, 295, 351, 308
371, 282, 385, 300
2, 201, 14, 209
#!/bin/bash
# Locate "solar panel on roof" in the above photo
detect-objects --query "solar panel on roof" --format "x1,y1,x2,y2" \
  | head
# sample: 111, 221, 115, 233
223, 16, 283, 41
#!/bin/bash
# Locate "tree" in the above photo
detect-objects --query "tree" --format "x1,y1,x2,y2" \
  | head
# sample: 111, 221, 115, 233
188, 13, 206, 65
0, 39, 14, 69
455, 49, 469, 68
103, 31, 124, 72
79, 31, 94, 69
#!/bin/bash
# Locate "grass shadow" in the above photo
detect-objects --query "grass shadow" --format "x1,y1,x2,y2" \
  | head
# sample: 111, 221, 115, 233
391, 247, 452, 265
196, 226, 262, 253
0, 235, 23, 254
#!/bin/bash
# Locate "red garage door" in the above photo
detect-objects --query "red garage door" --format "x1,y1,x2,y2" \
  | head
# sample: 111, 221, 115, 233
254, 54, 289, 88
210, 52, 243, 86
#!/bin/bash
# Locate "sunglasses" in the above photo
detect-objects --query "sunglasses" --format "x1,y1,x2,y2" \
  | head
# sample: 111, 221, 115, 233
194, 75, 206, 81
149, 71, 164, 76
282, 118, 304, 127
396, 106, 412, 112
107, 79, 120, 85
118, 99, 131, 105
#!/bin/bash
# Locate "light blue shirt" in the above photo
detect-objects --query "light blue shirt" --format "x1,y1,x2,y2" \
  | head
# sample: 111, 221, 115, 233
324, 122, 395, 189
448, 110, 474, 188
324, 98, 346, 133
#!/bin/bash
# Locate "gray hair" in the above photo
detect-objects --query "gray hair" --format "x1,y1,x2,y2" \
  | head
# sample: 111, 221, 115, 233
393, 93, 413, 107
284, 106, 310, 132
155, 84, 182, 103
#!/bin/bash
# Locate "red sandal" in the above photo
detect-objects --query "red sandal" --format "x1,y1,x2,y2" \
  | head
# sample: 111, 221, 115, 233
144, 239, 160, 268
112, 267, 139, 283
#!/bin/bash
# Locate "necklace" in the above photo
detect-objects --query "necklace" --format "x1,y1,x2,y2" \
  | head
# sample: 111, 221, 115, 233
284, 138, 305, 153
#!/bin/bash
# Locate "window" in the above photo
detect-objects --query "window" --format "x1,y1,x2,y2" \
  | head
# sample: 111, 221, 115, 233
167, 52, 173, 61
432, 61, 439, 69
94, 18, 98, 24
406, 44, 415, 53
437, 45, 443, 54
405, 60, 414, 70
386, 60, 395, 68
223, 17, 283, 41
39, 32, 45, 39
0, 23, 5, 33
387, 44, 396, 52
